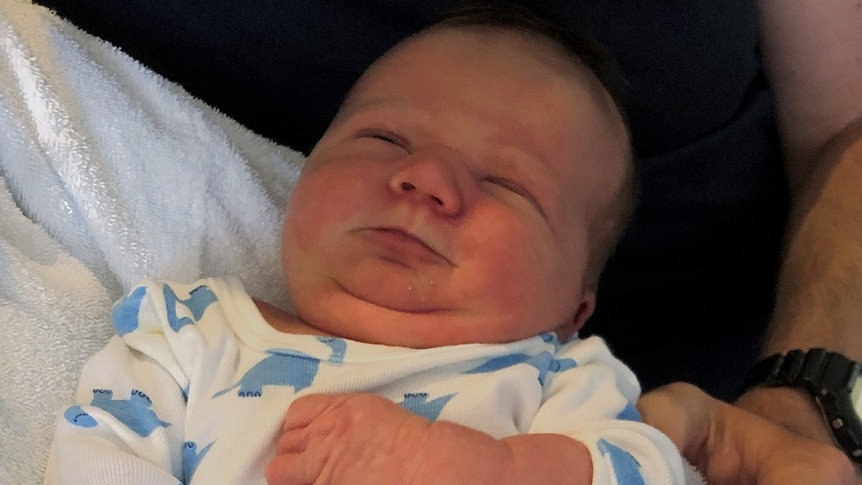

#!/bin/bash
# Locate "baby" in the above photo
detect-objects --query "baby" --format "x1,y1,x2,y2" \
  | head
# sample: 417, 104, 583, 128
44, 4, 688, 485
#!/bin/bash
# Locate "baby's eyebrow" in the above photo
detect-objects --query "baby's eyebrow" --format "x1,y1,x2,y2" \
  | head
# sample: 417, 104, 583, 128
336, 96, 402, 121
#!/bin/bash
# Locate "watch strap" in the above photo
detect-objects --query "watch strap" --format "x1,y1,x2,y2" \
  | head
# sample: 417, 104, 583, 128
746, 348, 862, 462
746, 348, 857, 393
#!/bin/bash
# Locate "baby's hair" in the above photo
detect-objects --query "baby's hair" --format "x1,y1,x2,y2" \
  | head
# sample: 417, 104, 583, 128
433, 1, 628, 124
431, 1, 638, 288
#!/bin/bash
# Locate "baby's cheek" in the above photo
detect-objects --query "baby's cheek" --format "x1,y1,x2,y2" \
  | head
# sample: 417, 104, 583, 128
285, 182, 350, 249
493, 234, 580, 317
282, 203, 317, 253
482, 249, 542, 306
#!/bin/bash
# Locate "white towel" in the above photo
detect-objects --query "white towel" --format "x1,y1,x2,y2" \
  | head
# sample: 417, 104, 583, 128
0, 2, 302, 483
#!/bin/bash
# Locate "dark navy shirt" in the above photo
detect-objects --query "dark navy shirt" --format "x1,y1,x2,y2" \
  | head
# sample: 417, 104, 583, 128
38, 0, 789, 400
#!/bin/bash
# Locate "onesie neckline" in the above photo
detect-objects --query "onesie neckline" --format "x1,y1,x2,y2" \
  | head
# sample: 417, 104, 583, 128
211, 276, 526, 364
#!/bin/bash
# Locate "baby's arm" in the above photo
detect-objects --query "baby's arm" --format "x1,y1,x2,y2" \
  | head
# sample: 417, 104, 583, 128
43, 337, 188, 484
266, 393, 594, 485
43, 284, 189, 484
528, 336, 686, 485
266, 336, 682, 485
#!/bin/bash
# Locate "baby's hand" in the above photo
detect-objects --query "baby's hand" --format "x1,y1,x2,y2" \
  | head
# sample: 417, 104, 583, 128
265, 393, 437, 485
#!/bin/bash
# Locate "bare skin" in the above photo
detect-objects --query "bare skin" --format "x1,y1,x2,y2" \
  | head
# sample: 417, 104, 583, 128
640, 383, 857, 485
265, 0, 862, 481
266, 26, 629, 485
730, 1, 862, 476
266, 393, 593, 485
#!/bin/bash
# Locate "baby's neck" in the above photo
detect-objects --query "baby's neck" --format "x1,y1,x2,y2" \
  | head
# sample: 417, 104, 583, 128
253, 298, 331, 337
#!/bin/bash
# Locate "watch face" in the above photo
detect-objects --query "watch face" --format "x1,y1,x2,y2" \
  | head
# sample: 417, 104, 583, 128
851, 374, 862, 416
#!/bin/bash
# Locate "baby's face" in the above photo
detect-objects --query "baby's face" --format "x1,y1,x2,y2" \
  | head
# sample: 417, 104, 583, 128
281, 27, 628, 347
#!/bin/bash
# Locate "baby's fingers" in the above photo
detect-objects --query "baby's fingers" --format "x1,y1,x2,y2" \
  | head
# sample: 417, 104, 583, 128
283, 394, 346, 431
266, 432, 328, 485
275, 427, 308, 455
265, 452, 321, 485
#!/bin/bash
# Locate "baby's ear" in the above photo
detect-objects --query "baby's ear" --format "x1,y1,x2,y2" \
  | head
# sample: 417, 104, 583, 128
555, 291, 596, 342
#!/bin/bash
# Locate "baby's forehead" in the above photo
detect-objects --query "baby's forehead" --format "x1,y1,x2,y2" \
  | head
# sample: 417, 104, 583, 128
386, 25, 592, 78
337, 25, 630, 169
343, 25, 604, 114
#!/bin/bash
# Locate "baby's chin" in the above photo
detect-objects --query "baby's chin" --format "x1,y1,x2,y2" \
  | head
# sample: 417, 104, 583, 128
294, 297, 453, 348
298, 297, 538, 349
288, 274, 548, 348
341, 280, 445, 314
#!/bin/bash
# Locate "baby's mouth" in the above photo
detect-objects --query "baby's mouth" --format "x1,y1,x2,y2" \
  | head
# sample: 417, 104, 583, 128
362, 227, 453, 267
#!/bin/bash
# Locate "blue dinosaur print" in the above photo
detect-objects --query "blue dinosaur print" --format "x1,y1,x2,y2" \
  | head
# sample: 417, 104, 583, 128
212, 349, 319, 398
320, 336, 347, 363
183, 440, 215, 482
398, 392, 456, 421
525, 352, 554, 385
540, 332, 558, 345
598, 438, 646, 485
163, 284, 218, 332
548, 357, 577, 373
89, 389, 171, 437
112, 286, 148, 336
466, 351, 576, 385
64, 405, 98, 428
466, 353, 535, 374
213, 337, 347, 398
616, 401, 641, 422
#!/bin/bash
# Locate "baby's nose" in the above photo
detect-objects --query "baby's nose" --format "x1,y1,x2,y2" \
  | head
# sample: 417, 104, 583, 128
389, 154, 465, 217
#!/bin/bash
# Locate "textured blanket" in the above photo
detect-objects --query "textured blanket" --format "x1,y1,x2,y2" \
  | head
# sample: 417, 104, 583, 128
0, 1, 302, 482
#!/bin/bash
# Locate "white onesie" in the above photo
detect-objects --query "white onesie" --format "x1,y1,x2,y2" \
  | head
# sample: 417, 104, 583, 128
44, 277, 686, 484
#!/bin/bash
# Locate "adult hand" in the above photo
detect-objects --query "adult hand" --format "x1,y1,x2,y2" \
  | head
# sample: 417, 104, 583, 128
638, 382, 858, 485
735, 386, 834, 443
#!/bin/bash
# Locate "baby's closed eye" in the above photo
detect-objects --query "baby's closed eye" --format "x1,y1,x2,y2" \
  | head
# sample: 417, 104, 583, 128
358, 128, 410, 151
481, 175, 545, 217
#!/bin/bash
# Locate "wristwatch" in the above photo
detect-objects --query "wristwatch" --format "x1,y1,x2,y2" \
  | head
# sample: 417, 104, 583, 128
745, 348, 862, 463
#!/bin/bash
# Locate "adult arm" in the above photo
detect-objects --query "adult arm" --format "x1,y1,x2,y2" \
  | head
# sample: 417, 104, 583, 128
736, 0, 862, 444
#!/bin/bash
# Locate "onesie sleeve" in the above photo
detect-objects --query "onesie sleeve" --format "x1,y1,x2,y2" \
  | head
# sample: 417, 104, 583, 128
43, 281, 194, 485
529, 336, 685, 485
